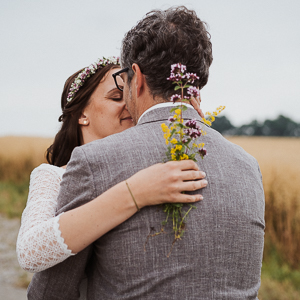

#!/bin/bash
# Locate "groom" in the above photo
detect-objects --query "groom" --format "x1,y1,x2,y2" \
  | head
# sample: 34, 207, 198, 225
28, 6, 265, 299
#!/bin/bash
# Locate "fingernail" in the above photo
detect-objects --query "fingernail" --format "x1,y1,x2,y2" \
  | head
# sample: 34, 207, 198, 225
202, 180, 208, 186
199, 195, 203, 200
200, 171, 206, 177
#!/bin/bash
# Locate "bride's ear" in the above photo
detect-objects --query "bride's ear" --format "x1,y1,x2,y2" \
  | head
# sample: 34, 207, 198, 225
78, 113, 89, 126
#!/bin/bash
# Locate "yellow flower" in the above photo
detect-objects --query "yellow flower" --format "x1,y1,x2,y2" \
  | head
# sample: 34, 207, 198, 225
192, 143, 197, 148
173, 114, 178, 119
170, 138, 178, 144
205, 111, 212, 116
165, 139, 169, 145
175, 108, 181, 115
171, 154, 176, 160
175, 145, 182, 151
164, 133, 170, 139
161, 123, 168, 133
198, 143, 205, 148
180, 154, 189, 160
170, 148, 176, 154
202, 118, 212, 126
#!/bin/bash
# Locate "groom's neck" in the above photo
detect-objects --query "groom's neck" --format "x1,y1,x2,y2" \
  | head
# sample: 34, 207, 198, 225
135, 95, 167, 123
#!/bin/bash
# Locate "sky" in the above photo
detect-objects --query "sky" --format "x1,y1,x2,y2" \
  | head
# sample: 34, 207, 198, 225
1, 0, 299, 137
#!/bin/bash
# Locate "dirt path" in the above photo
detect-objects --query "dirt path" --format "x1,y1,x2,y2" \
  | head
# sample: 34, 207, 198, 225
0, 214, 32, 299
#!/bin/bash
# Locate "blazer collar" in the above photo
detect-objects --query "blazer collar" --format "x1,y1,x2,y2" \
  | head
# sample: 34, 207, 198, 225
137, 106, 202, 126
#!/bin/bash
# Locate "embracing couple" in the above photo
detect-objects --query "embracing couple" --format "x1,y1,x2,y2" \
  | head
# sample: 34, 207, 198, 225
17, 6, 265, 300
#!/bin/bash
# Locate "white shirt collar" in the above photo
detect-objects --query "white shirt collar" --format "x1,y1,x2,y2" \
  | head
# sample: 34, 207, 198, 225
137, 102, 194, 124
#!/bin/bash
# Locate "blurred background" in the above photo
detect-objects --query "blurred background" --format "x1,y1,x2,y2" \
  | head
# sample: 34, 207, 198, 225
0, 0, 299, 299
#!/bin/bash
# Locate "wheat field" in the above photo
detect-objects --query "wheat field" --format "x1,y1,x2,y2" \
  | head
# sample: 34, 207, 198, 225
0, 135, 300, 298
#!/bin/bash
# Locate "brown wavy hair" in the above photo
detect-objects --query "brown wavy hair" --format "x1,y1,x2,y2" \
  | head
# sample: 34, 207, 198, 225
46, 64, 120, 167
121, 6, 213, 100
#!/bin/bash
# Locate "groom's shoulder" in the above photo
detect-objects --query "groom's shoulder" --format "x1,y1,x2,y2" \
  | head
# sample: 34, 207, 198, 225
78, 126, 142, 155
205, 127, 260, 167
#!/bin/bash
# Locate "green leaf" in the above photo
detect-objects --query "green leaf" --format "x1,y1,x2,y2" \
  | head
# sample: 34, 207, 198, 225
174, 86, 181, 91
182, 106, 188, 111
183, 84, 191, 88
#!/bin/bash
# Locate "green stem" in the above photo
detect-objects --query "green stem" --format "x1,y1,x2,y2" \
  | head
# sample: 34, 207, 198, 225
179, 206, 193, 230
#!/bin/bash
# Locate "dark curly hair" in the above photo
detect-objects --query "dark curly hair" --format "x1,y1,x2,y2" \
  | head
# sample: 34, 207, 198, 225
120, 6, 213, 101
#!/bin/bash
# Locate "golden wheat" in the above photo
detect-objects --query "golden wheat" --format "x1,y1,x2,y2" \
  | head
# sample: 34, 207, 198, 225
228, 136, 300, 268
0, 136, 53, 182
1, 135, 300, 267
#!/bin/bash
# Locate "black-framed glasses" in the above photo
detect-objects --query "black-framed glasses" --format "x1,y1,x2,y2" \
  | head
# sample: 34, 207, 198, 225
112, 67, 129, 91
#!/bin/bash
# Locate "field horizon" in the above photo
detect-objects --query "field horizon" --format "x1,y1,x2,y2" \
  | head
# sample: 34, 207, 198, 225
0, 135, 300, 299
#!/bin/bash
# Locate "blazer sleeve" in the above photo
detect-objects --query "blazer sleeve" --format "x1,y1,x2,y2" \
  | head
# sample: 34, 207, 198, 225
56, 146, 97, 213
27, 146, 96, 300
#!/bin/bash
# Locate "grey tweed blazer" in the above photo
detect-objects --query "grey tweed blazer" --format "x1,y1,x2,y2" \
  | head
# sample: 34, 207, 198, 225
28, 107, 265, 300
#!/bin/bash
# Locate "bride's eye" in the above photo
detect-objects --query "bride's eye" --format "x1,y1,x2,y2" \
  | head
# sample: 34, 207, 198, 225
111, 96, 123, 101
111, 93, 123, 101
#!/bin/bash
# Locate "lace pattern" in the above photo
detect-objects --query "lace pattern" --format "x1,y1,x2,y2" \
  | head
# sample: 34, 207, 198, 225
16, 164, 74, 272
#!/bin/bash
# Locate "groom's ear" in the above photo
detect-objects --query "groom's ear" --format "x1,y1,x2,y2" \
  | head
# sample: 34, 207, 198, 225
131, 63, 145, 98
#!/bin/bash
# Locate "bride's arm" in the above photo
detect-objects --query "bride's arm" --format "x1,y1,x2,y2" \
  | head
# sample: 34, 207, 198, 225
59, 160, 207, 253
17, 160, 206, 272
16, 165, 73, 272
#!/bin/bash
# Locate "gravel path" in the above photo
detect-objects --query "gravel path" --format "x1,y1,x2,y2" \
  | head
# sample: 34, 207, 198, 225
0, 214, 33, 299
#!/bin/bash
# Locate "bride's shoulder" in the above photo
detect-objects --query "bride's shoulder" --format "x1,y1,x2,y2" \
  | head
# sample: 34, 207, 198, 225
31, 163, 65, 179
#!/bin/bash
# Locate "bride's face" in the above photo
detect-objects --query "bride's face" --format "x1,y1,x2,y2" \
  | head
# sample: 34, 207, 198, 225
80, 68, 134, 144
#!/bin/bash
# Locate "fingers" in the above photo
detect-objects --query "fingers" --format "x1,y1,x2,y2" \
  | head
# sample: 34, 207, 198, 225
173, 193, 204, 203
190, 97, 205, 118
181, 170, 206, 181
180, 178, 208, 192
165, 160, 199, 171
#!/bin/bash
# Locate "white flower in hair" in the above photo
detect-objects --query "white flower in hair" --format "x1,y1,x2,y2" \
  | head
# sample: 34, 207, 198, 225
66, 56, 120, 104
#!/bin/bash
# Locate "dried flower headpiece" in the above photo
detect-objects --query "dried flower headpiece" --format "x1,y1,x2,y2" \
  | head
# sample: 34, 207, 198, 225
66, 56, 120, 105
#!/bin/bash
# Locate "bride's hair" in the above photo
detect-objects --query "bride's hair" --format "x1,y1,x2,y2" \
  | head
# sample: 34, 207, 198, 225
46, 64, 120, 167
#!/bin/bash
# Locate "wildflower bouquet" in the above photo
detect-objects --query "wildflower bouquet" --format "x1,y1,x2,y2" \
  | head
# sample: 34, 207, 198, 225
159, 63, 225, 255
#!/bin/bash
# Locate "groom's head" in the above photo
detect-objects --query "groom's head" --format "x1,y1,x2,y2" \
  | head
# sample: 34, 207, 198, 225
120, 6, 213, 124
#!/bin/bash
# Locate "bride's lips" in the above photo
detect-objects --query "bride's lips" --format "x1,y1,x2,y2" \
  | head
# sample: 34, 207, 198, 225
121, 116, 133, 122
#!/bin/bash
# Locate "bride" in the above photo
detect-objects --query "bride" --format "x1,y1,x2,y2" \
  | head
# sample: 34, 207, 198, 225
16, 57, 207, 273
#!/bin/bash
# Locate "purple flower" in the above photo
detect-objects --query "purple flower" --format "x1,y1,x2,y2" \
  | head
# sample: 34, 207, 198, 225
184, 128, 202, 139
170, 94, 181, 103
184, 119, 202, 139
199, 147, 207, 158
168, 116, 175, 122
183, 73, 199, 83
167, 73, 183, 82
187, 86, 200, 98
185, 119, 200, 129
171, 63, 186, 74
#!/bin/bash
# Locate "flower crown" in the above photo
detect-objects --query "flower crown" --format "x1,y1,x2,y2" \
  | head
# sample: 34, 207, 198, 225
66, 56, 120, 105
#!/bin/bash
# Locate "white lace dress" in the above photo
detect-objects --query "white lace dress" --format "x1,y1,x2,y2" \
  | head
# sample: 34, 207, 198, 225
16, 163, 74, 272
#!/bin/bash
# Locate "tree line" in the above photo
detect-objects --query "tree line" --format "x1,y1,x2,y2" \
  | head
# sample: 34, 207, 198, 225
211, 115, 300, 137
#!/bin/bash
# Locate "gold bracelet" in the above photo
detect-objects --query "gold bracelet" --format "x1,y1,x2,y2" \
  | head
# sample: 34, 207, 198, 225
125, 181, 140, 212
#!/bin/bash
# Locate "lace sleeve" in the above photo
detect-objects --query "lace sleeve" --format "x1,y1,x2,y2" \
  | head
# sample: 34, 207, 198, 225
16, 164, 74, 273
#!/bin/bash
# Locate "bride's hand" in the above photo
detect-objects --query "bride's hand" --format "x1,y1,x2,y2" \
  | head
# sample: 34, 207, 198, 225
126, 160, 207, 209
190, 93, 204, 118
